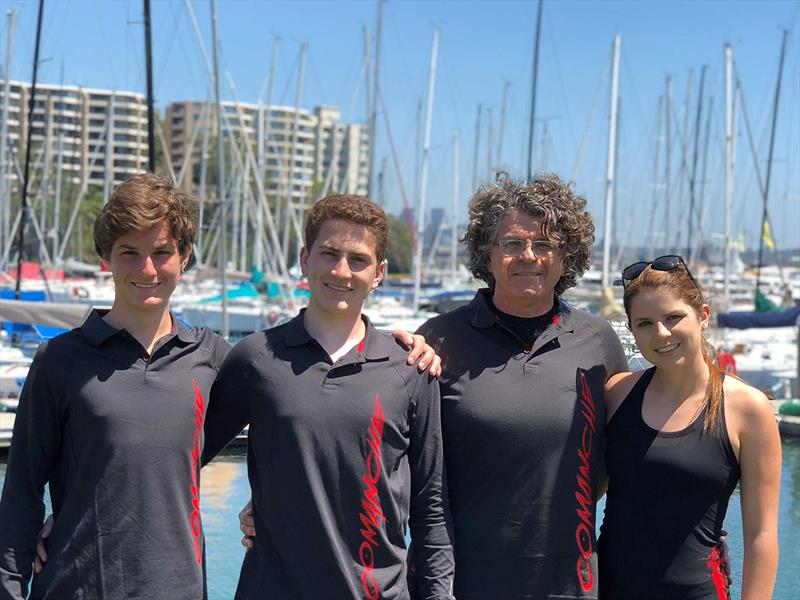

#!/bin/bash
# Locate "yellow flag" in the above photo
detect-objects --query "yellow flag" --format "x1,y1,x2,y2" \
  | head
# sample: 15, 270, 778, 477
738, 233, 746, 253
762, 221, 775, 250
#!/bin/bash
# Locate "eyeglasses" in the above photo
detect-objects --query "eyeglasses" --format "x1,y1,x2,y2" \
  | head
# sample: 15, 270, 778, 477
493, 239, 559, 258
617, 254, 699, 289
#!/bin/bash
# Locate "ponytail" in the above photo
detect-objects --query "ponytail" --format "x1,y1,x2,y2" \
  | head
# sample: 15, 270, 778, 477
700, 336, 725, 434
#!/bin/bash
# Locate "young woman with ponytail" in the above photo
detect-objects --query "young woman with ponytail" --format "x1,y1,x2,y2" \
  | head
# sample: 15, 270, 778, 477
597, 255, 781, 600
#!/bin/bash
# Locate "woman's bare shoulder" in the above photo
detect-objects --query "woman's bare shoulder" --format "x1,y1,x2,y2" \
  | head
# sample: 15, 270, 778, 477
605, 370, 646, 421
724, 376, 772, 419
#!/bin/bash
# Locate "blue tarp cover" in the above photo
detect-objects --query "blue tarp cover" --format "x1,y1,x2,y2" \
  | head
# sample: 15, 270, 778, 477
718, 302, 800, 329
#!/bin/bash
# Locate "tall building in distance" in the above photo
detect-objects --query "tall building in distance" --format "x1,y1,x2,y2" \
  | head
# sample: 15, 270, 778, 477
0, 79, 149, 190
162, 100, 369, 202
313, 106, 369, 196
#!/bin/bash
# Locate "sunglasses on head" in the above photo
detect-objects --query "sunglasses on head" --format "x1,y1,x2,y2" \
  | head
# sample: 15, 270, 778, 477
615, 255, 699, 289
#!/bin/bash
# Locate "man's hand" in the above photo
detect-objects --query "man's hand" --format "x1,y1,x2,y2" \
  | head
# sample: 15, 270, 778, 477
33, 514, 54, 574
239, 500, 255, 549
718, 529, 733, 590
391, 330, 442, 377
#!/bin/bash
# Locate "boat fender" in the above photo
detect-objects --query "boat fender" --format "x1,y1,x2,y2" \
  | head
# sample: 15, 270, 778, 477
778, 399, 800, 417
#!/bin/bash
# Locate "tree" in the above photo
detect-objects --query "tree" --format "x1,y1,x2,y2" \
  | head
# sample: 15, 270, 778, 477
386, 214, 413, 275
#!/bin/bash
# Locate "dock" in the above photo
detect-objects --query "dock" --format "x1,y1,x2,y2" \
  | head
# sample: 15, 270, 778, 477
0, 412, 13, 450
773, 399, 800, 437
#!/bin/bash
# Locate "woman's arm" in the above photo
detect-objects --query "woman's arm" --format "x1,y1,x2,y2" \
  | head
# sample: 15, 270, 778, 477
732, 385, 781, 600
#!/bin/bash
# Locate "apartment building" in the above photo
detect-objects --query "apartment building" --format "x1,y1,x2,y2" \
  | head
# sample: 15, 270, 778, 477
313, 105, 369, 196
163, 100, 369, 202
0, 80, 149, 190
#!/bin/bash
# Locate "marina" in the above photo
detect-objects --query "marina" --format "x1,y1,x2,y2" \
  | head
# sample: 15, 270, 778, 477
0, 0, 798, 596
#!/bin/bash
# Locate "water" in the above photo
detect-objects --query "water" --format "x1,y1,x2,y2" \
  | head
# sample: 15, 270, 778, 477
2, 441, 799, 599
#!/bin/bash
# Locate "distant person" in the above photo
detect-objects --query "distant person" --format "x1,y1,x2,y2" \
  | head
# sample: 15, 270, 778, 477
203, 194, 454, 599
413, 175, 627, 598
598, 255, 780, 599
0, 176, 437, 599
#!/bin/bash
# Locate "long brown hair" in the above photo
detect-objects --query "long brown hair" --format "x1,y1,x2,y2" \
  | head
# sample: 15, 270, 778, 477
622, 264, 725, 434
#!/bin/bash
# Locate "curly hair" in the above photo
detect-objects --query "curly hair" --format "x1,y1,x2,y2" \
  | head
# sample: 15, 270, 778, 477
94, 173, 198, 260
463, 173, 595, 295
304, 194, 388, 262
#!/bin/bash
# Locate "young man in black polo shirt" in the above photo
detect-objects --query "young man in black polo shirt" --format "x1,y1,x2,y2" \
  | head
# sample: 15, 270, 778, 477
204, 195, 454, 599
0, 174, 231, 599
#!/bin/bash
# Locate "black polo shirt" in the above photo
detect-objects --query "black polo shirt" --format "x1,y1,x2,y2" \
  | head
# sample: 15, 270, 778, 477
203, 312, 454, 600
417, 289, 628, 600
0, 309, 229, 600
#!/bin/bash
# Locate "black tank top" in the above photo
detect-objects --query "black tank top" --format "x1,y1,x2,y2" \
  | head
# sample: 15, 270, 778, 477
598, 368, 740, 600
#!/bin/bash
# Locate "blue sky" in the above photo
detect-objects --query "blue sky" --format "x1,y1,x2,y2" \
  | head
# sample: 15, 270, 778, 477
3, 0, 799, 252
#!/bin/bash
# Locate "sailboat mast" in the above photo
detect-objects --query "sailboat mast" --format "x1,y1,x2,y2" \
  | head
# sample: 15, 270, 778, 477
646, 95, 663, 259
197, 84, 212, 264
687, 65, 706, 257
367, 0, 384, 198
363, 27, 371, 146
496, 80, 510, 171
40, 102, 53, 259
53, 127, 64, 260
724, 44, 734, 305
664, 76, 672, 250
450, 130, 460, 278
676, 69, 692, 252
282, 42, 307, 268
601, 34, 620, 289
526, 0, 543, 181
103, 92, 116, 206
210, 0, 229, 338
486, 107, 493, 181
144, 0, 156, 172
755, 29, 788, 295
470, 104, 481, 192
0, 10, 17, 267
412, 27, 439, 312
254, 36, 279, 272
14, 0, 45, 298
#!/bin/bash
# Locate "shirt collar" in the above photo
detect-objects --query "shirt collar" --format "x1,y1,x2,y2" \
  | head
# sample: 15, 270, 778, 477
173, 316, 197, 343
81, 308, 195, 347
81, 309, 119, 348
283, 309, 393, 362
468, 288, 574, 334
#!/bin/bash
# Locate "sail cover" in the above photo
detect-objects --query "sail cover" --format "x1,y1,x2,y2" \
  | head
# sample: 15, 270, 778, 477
0, 299, 91, 329
717, 302, 800, 329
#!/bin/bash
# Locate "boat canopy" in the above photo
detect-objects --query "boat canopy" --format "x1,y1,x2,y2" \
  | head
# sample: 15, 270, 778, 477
0, 298, 91, 329
717, 302, 800, 329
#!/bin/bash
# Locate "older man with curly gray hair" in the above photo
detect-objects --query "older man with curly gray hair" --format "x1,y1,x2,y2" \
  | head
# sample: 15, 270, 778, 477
413, 173, 627, 599
463, 173, 595, 297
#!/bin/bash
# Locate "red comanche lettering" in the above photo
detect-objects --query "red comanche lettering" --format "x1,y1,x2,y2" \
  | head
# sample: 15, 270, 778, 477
574, 370, 597, 591
358, 394, 386, 600
190, 380, 206, 564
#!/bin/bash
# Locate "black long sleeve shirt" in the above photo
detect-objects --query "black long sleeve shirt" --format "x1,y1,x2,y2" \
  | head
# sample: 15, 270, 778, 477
204, 313, 454, 600
0, 310, 229, 600
417, 290, 628, 599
